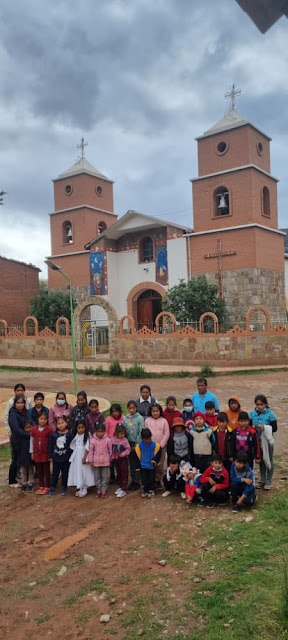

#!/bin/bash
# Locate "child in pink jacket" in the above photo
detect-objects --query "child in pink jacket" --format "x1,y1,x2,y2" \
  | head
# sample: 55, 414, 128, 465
88, 424, 112, 498
145, 403, 169, 486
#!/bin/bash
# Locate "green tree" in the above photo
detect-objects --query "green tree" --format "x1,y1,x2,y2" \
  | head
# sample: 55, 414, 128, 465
162, 276, 228, 326
30, 291, 77, 330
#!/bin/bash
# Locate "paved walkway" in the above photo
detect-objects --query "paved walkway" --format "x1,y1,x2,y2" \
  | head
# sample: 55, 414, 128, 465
0, 357, 287, 374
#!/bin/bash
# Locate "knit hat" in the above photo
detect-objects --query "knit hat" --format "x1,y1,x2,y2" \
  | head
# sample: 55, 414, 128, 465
193, 411, 206, 420
171, 417, 185, 429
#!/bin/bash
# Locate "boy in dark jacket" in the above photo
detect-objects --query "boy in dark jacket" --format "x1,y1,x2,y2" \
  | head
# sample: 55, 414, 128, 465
230, 452, 256, 513
48, 416, 73, 497
213, 412, 232, 472
135, 428, 161, 498
167, 417, 193, 463
200, 453, 230, 508
162, 455, 186, 497
230, 411, 260, 469
29, 392, 49, 426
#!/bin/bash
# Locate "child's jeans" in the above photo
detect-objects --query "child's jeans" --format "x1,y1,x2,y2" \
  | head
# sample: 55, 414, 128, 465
50, 460, 70, 489
230, 482, 255, 506
20, 465, 34, 487
113, 457, 129, 491
94, 466, 110, 491
36, 462, 50, 488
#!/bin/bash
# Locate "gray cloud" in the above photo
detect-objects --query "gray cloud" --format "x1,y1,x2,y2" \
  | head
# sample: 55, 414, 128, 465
0, 0, 287, 271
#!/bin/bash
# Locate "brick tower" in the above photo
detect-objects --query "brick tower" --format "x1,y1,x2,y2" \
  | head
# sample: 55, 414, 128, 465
189, 104, 286, 324
47, 141, 117, 300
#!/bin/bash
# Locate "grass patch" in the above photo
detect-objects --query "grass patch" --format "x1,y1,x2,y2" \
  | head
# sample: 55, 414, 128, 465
62, 579, 104, 606
123, 363, 146, 378
35, 613, 52, 624
0, 445, 11, 462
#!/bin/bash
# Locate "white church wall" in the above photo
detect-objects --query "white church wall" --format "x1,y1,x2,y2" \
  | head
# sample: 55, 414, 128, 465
106, 249, 157, 318
167, 237, 188, 287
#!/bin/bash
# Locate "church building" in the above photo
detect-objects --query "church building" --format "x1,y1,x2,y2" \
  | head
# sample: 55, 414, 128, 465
47, 99, 286, 334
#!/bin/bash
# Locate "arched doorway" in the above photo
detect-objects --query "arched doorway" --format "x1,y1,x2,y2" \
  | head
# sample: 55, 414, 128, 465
74, 296, 118, 359
137, 290, 162, 330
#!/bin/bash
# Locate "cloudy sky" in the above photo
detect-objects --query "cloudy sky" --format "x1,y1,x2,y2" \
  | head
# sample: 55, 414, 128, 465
0, 0, 287, 277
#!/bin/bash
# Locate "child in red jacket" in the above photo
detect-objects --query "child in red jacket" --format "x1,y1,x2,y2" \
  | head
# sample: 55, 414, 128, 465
200, 454, 230, 508
163, 396, 182, 432
30, 413, 53, 494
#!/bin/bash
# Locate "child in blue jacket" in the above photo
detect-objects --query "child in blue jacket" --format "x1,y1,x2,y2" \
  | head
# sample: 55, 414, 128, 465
135, 428, 161, 498
230, 452, 256, 513
249, 394, 277, 491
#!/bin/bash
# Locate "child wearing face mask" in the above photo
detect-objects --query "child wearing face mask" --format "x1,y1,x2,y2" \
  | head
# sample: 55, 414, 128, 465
182, 398, 195, 429
48, 392, 73, 430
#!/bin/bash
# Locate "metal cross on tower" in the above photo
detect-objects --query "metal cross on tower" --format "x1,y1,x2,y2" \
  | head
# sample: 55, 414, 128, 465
205, 236, 237, 299
224, 83, 241, 110
77, 137, 88, 158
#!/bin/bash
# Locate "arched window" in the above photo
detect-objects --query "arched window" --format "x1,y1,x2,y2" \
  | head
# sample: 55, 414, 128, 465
214, 186, 230, 217
98, 221, 107, 236
262, 186, 270, 217
62, 220, 73, 244
139, 236, 154, 263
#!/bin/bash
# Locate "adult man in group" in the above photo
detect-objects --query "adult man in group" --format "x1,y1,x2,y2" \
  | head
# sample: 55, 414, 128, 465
191, 377, 219, 413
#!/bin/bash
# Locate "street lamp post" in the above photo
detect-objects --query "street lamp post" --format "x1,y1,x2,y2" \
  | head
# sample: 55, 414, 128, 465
45, 260, 78, 396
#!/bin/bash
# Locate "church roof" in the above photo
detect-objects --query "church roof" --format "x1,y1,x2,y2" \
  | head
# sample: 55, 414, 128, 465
54, 157, 113, 183
196, 108, 271, 141
85, 209, 192, 247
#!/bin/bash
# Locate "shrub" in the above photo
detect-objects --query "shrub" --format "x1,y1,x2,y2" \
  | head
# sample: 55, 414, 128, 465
124, 363, 146, 378
109, 360, 123, 376
199, 362, 216, 377
84, 367, 94, 376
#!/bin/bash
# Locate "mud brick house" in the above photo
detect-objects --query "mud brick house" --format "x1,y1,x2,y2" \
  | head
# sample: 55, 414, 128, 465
0, 256, 40, 325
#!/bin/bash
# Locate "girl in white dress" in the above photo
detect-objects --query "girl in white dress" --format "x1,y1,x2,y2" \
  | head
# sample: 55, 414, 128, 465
68, 420, 95, 497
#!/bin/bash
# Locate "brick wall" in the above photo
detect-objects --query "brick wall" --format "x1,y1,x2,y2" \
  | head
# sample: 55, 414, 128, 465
0, 258, 40, 325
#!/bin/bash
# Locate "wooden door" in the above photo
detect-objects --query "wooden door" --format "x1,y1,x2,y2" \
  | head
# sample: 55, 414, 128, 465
137, 299, 153, 328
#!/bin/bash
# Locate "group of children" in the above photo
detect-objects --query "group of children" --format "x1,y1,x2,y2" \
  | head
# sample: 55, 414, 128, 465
5, 379, 277, 512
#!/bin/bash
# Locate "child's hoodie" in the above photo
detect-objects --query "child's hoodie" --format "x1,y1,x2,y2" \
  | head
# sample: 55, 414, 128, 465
145, 416, 170, 448
122, 412, 144, 445
105, 414, 124, 438
88, 434, 112, 467
226, 395, 242, 431
230, 461, 255, 497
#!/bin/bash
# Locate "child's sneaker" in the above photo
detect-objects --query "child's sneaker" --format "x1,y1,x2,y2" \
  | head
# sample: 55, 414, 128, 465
115, 488, 121, 495
21, 485, 27, 492
162, 490, 171, 498
117, 490, 127, 498
148, 491, 155, 498
180, 492, 186, 500
47, 488, 55, 498
142, 492, 149, 498
232, 504, 240, 513
95, 490, 102, 498
42, 487, 50, 494
26, 485, 33, 493
196, 496, 205, 507
101, 490, 107, 499
61, 488, 68, 496
36, 487, 44, 495
263, 484, 272, 490
206, 503, 215, 509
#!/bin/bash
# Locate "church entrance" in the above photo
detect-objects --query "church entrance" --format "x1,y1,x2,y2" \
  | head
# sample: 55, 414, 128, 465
81, 304, 109, 357
136, 290, 162, 330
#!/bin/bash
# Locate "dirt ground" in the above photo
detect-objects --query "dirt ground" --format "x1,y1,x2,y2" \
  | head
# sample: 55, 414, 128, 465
0, 370, 288, 640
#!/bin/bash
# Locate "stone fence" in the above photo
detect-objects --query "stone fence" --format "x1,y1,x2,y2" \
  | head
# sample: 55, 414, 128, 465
0, 316, 72, 360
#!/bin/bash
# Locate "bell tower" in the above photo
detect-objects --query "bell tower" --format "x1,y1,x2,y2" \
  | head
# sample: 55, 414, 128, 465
47, 139, 117, 299
189, 87, 286, 323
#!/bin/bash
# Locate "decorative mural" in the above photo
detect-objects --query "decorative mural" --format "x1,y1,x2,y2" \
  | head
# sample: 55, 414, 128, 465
90, 251, 105, 295
156, 244, 168, 285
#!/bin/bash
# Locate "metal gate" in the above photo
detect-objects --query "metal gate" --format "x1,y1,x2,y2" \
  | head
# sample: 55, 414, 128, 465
81, 321, 109, 357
